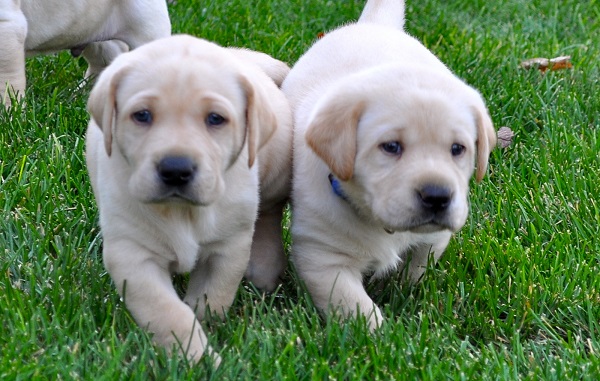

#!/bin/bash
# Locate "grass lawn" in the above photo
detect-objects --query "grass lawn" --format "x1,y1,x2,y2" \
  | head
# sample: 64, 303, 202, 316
1, 0, 599, 379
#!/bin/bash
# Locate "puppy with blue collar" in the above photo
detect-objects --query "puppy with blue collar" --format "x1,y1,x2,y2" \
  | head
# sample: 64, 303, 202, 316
282, 0, 496, 329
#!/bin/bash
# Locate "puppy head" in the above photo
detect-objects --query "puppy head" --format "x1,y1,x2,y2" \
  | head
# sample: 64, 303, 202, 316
306, 66, 495, 233
87, 35, 277, 205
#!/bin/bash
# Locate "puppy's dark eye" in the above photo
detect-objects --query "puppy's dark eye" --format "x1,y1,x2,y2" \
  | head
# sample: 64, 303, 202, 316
380, 141, 402, 156
132, 110, 152, 125
206, 113, 226, 127
451, 143, 466, 157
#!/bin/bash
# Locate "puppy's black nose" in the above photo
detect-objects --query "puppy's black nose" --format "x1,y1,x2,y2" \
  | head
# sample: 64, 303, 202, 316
418, 185, 452, 212
157, 157, 196, 186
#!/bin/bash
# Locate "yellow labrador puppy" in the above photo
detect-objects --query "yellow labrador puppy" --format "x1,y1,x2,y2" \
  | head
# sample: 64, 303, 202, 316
1, 0, 170, 105
86, 35, 292, 362
282, 0, 496, 329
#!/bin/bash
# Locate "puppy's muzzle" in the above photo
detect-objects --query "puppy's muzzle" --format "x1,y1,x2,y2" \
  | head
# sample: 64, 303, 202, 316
417, 184, 452, 214
157, 156, 197, 187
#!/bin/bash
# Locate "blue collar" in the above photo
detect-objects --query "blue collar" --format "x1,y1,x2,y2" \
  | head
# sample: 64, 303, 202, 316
328, 173, 395, 235
328, 173, 349, 201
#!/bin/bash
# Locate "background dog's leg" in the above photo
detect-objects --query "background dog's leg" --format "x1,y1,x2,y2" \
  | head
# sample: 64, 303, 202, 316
184, 233, 253, 320
81, 40, 129, 79
245, 202, 287, 292
81, 0, 172, 82
0, 0, 27, 105
119, 0, 171, 50
293, 246, 384, 330
103, 241, 212, 363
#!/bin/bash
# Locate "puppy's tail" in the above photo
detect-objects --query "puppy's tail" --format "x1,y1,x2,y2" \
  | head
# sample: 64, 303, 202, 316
358, 0, 405, 30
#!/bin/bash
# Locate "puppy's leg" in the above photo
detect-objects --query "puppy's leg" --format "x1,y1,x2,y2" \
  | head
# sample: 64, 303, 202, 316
402, 233, 452, 283
81, 40, 129, 79
119, 0, 171, 50
245, 202, 287, 292
184, 232, 253, 320
104, 240, 214, 363
0, 0, 27, 105
293, 244, 383, 330
81, 1, 171, 80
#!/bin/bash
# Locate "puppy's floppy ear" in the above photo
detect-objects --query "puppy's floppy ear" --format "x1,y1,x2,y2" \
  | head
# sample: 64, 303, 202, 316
471, 105, 496, 182
87, 60, 130, 156
305, 92, 366, 181
238, 74, 277, 167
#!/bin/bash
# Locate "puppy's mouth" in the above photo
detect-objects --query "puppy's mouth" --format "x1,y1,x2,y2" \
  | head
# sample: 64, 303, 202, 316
386, 185, 461, 234
145, 188, 204, 206
385, 215, 456, 234
407, 219, 453, 233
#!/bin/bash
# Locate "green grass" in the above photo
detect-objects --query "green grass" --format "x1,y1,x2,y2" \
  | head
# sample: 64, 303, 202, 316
1, 0, 599, 379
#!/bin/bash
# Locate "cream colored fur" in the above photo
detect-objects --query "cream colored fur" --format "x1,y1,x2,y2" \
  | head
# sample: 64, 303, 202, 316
282, 0, 496, 329
86, 35, 292, 362
1, 0, 170, 104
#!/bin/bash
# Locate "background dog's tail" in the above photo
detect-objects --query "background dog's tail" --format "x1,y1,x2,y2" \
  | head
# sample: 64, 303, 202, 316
358, 0, 405, 30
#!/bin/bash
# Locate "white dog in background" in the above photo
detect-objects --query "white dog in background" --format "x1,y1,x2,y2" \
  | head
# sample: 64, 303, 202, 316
0, 0, 171, 105
282, 0, 496, 329
86, 35, 292, 362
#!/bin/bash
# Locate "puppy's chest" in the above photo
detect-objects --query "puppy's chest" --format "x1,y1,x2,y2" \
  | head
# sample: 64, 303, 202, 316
164, 220, 205, 273
152, 208, 233, 273
365, 233, 422, 269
